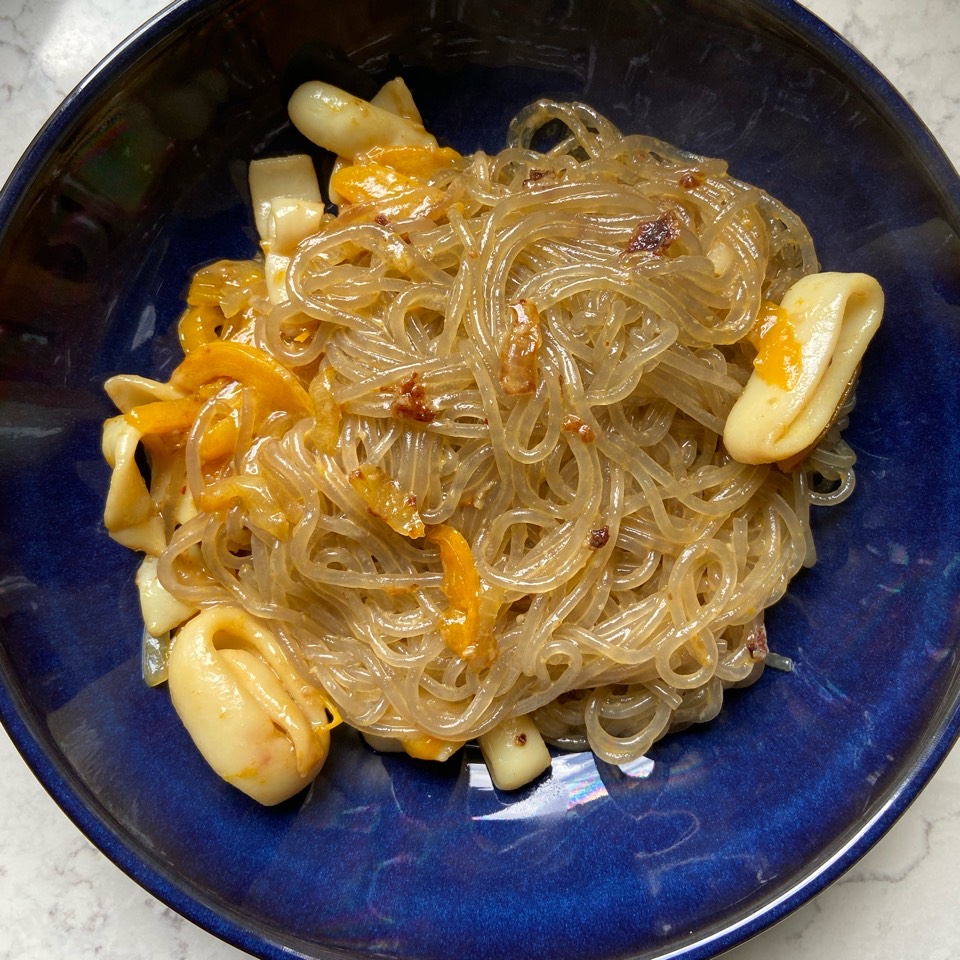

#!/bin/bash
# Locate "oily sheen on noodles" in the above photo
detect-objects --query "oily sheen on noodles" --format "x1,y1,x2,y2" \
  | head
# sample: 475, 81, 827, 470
152, 100, 852, 771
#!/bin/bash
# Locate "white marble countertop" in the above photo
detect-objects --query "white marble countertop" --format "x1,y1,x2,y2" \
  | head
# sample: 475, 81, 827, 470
1, 1, 958, 958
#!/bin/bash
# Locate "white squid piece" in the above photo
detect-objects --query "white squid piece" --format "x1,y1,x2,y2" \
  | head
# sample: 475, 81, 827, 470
370, 76, 424, 124
267, 197, 328, 255
101, 416, 166, 555
723, 272, 884, 465
104, 373, 185, 414
167, 605, 335, 805
288, 80, 437, 160
248, 154, 323, 239
135, 555, 197, 638
248, 155, 325, 304
479, 715, 552, 790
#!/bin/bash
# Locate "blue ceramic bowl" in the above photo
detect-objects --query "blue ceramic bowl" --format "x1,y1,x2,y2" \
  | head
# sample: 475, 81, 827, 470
1, 1, 959, 958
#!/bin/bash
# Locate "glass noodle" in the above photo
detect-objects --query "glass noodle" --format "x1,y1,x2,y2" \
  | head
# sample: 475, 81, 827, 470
109, 99, 865, 791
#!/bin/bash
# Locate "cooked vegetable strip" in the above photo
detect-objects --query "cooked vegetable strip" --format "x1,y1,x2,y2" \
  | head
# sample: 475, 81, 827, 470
329, 164, 446, 221
199, 475, 289, 539
360, 144, 462, 179
170, 341, 312, 419
125, 396, 203, 435
308, 367, 342, 456
331, 162, 437, 205
178, 259, 265, 348
187, 259, 266, 317
427, 524, 494, 667
328, 142, 461, 223
178, 305, 224, 353
349, 463, 425, 538
402, 734, 464, 762
198, 413, 240, 462
142, 630, 172, 688
749, 300, 803, 391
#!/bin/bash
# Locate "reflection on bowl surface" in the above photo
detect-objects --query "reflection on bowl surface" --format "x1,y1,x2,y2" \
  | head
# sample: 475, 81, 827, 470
1, 0, 959, 958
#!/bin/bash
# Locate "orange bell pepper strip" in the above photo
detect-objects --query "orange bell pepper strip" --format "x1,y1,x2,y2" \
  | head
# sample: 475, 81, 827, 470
402, 734, 464, 761
331, 162, 423, 204
349, 464, 424, 539
749, 300, 803, 391
198, 415, 239, 462
124, 392, 240, 463
169, 341, 312, 420
125, 396, 202, 435
178, 305, 223, 353
309, 367, 341, 456
198, 475, 288, 539
186, 259, 265, 313
358, 145, 462, 179
330, 162, 446, 221
426, 523, 496, 667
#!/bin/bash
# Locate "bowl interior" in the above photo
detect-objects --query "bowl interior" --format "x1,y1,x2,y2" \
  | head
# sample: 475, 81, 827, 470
1, 0, 960, 958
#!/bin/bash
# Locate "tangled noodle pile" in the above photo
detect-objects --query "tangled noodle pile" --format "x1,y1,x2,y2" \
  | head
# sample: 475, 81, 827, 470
102, 90, 883, 802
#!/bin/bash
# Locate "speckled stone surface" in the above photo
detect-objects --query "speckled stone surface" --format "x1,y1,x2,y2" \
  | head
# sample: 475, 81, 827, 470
0, 1, 958, 958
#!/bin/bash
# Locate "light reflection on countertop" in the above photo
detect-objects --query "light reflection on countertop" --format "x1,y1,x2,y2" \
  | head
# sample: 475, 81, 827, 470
1, 1, 959, 959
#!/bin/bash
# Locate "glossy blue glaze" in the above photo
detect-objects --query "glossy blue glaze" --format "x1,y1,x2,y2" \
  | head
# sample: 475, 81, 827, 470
0, 1, 959, 958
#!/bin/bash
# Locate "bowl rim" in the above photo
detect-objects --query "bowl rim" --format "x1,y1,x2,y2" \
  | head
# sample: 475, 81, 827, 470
1, 1, 959, 958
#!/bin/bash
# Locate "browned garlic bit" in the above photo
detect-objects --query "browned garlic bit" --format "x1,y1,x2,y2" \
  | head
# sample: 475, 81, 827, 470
499, 299, 542, 396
